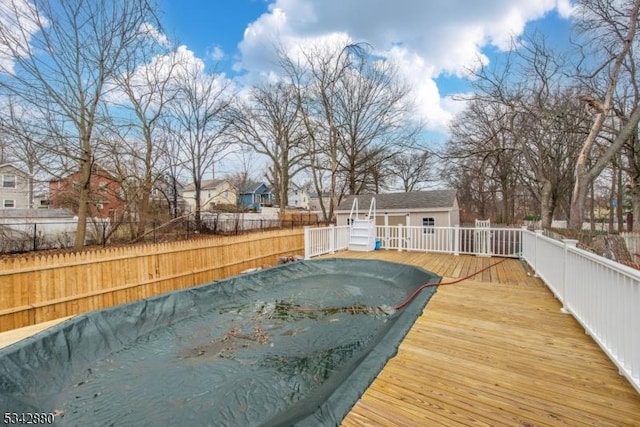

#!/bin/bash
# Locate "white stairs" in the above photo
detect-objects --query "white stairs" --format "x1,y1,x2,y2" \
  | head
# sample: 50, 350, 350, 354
348, 197, 376, 252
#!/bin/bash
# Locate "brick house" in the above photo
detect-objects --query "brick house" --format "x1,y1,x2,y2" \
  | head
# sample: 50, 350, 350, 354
49, 165, 125, 220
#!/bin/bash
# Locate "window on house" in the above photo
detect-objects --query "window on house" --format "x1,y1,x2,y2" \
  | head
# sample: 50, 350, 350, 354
2, 175, 16, 188
422, 217, 435, 234
3, 199, 15, 208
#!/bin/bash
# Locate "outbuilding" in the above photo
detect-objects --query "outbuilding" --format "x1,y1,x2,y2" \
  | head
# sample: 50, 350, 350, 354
334, 189, 460, 229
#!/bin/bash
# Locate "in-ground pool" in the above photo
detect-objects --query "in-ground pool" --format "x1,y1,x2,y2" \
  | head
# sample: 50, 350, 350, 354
0, 258, 440, 426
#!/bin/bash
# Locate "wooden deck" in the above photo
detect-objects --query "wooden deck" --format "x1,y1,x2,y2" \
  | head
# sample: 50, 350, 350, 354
329, 251, 640, 426
1, 251, 639, 425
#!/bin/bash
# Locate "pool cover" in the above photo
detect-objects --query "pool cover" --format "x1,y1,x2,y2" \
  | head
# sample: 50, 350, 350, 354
0, 258, 440, 426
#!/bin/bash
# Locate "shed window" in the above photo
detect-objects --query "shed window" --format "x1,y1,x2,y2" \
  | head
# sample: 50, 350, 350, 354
422, 217, 435, 234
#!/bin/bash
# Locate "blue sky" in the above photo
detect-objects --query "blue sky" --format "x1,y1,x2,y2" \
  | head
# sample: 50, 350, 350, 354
157, 0, 574, 138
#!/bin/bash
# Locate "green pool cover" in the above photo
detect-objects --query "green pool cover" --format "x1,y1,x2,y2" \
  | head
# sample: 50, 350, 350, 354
0, 258, 440, 426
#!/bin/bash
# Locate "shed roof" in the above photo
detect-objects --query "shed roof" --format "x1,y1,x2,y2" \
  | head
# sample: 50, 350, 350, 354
336, 189, 458, 212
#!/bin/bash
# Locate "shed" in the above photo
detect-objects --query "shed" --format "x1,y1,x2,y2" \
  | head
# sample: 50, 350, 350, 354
335, 189, 460, 228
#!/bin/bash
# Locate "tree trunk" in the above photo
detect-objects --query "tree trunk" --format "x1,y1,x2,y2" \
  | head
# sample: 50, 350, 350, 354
617, 162, 624, 232
539, 180, 554, 228
73, 146, 93, 251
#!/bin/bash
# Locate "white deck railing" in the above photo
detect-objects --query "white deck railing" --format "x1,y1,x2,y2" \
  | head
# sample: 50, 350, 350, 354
304, 225, 522, 258
521, 229, 640, 394
304, 224, 640, 394
304, 225, 350, 259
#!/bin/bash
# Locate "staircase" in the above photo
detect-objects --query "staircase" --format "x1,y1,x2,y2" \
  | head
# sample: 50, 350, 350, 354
348, 197, 376, 252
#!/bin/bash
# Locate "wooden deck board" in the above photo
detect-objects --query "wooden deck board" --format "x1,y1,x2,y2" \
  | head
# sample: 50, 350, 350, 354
333, 250, 640, 427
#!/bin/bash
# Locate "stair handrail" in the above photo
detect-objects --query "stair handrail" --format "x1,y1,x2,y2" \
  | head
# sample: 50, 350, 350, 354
367, 197, 376, 221
349, 197, 359, 224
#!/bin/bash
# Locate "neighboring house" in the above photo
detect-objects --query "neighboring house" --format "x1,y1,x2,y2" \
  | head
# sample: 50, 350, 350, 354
0, 163, 32, 209
183, 179, 236, 212
287, 186, 310, 209
49, 165, 125, 220
238, 181, 274, 210
308, 192, 335, 212
334, 189, 460, 229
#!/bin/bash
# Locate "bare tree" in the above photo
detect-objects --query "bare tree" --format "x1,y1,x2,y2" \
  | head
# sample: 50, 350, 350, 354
108, 41, 179, 237
0, 0, 159, 250
333, 46, 412, 195
168, 61, 233, 227
279, 40, 356, 221
569, 0, 640, 229
389, 148, 434, 192
226, 81, 307, 217
445, 98, 522, 224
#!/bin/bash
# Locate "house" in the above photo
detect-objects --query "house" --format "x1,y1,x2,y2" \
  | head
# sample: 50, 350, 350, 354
0, 163, 32, 209
334, 189, 460, 228
182, 179, 236, 212
308, 192, 335, 212
49, 165, 125, 220
238, 181, 274, 210
287, 186, 310, 209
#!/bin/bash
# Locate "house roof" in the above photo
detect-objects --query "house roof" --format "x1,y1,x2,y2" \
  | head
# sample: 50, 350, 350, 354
239, 181, 270, 195
0, 163, 29, 176
183, 179, 229, 192
335, 189, 458, 212
49, 163, 117, 182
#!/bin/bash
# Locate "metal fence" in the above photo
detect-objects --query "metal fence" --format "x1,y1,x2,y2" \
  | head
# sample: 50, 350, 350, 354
0, 216, 323, 254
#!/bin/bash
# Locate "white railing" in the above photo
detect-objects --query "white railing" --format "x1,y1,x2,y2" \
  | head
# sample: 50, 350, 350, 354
521, 229, 640, 394
375, 225, 521, 258
306, 225, 522, 258
304, 225, 350, 259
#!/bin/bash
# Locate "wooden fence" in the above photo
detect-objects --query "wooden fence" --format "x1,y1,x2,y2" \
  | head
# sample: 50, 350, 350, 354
0, 228, 304, 332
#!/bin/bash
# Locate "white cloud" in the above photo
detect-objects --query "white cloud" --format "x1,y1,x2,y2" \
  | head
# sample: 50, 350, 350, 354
208, 45, 225, 61
234, 0, 573, 135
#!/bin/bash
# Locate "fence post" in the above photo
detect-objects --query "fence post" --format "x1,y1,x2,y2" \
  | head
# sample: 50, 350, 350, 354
520, 226, 528, 258
398, 224, 403, 252
329, 224, 335, 254
453, 225, 459, 256
304, 226, 311, 260
533, 229, 543, 277
561, 239, 578, 314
